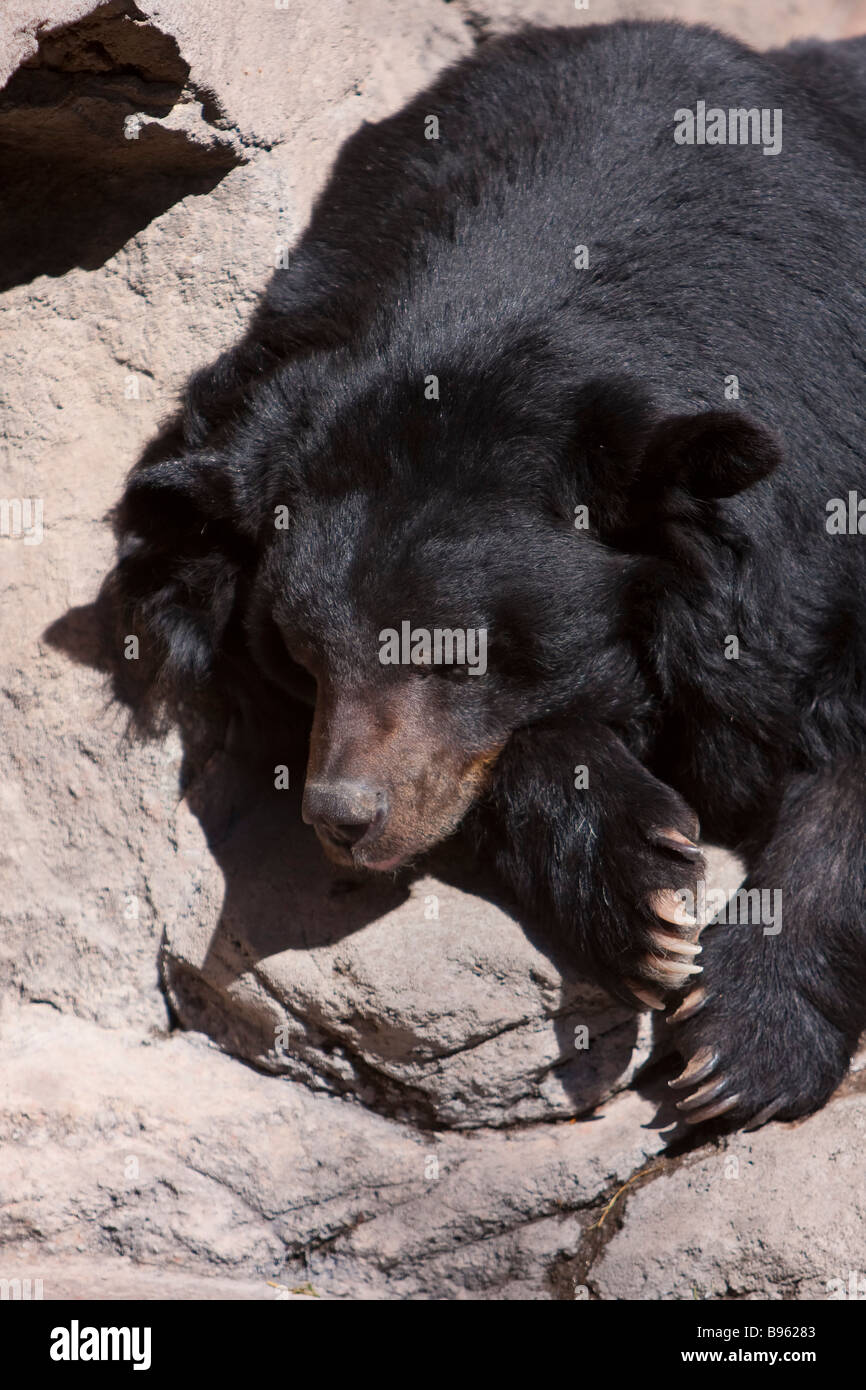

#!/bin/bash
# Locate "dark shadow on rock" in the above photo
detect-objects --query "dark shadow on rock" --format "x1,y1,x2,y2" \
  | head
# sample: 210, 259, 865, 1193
47, 583, 645, 1123
48, 589, 642, 1123
0, 0, 241, 292
423, 837, 642, 1119
629, 1034, 696, 1140
45, 596, 409, 960
46, 594, 420, 1113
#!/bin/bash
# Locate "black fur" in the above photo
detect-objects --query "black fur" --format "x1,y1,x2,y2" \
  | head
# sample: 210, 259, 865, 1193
109, 21, 866, 1127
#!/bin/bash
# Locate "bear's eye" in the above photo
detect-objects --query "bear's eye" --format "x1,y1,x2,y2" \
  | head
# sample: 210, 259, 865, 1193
439, 664, 472, 681
410, 659, 470, 680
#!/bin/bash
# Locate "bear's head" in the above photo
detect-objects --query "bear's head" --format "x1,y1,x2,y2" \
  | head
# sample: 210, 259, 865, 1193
113, 351, 780, 871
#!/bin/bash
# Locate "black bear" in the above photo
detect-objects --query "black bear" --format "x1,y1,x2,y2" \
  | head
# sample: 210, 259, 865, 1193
110, 21, 866, 1128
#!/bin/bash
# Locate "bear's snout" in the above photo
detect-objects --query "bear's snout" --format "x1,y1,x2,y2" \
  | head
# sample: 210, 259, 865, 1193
302, 778, 388, 856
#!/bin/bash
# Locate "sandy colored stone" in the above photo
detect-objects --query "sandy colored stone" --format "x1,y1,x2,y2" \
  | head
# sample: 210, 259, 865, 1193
592, 1089, 866, 1299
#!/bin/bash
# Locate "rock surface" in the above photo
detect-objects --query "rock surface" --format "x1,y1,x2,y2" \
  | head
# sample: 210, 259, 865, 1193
592, 1079, 866, 1301
159, 744, 665, 1130
2, 0, 864, 1299
0, 1005, 668, 1299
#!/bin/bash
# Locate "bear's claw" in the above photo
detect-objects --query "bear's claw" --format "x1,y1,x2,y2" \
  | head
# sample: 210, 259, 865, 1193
742, 1098, 788, 1131
651, 930, 701, 956
649, 886, 698, 928
597, 816, 705, 1012
679, 1090, 742, 1125
626, 980, 667, 1010
645, 954, 703, 988
668, 1045, 719, 1090
666, 985, 707, 1023
651, 827, 704, 862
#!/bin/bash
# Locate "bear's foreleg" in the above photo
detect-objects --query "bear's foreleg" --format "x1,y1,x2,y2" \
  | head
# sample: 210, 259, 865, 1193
669, 758, 866, 1126
472, 720, 706, 1008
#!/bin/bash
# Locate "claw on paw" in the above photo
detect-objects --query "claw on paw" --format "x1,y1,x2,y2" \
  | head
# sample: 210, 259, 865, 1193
682, 1092, 741, 1125
676, 1076, 729, 1113
742, 1098, 787, 1132
668, 1046, 719, 1091
651, 930, 701, 956
645, 955, 703, 986
666, 985, 707, 1024
653, 827, 703, 863
626, 980, 666, 1011
649, 887, 698, 929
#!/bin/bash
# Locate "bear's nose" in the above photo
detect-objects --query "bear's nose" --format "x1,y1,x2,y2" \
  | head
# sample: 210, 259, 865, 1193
302, 779, 387, 847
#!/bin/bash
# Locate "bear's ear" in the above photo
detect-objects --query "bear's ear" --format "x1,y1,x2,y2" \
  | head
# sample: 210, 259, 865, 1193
574, 381, 783, 537
117, 452, 252, 542
633, 410, 782, 505
112, 451, 256, 702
